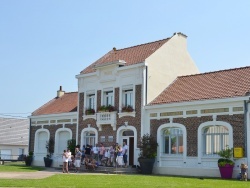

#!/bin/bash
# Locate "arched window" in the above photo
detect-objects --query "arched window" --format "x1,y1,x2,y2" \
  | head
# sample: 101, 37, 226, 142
202, 125, 229, 156
122, 130, 134, 136
163, 128, 183, 155
84, 131, 96, 146
58, 131, 70, 153
38, 131, 48, 154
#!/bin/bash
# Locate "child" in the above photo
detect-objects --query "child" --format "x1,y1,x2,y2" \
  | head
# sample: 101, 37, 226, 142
240, 163, 248, 181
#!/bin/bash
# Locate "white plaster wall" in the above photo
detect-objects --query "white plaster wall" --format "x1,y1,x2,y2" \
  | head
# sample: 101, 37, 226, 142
0, 145, 28, 158
153, 157, 247, 178
146, 33, 199, 103
77, 64, 144, 93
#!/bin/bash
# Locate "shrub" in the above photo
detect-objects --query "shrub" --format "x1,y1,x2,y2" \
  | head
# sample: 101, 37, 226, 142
138, 133, 158, 159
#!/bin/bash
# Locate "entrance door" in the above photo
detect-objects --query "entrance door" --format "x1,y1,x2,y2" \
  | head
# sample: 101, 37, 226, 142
122, 137, 134, 166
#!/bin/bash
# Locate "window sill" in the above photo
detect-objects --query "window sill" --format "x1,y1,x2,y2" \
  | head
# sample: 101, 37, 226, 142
118, 111, 136, 118
83, 114, 96, 120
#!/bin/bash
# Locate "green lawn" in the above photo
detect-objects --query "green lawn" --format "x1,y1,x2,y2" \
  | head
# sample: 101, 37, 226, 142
0, 162, 249, 187
0, 161, 44, 172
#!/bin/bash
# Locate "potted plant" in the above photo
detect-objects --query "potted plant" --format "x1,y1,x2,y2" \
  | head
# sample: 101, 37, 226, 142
85, 108, 95, 115
218, 145, 235, 179
107, 105, 115, 112
25, 151, 33, 166
67, 139, 76, 156
122, 105, 134, 112
98, 105, 116, 112
44, 137, 54, 167
138, 133, 158, 174
98, 105, 107, 112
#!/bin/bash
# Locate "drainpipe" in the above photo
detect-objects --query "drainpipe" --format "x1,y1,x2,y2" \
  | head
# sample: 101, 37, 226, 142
28, 118, 31, 153
244, 96, 250, 175
76, 93, 80, 145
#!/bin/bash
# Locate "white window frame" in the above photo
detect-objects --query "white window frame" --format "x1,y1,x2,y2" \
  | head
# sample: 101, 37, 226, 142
84, 131, 96, 146
103, 90, 114, 106
81, 127, 98, 148
197, 121, 233, 163
157, 123, 187, 163
123, 89, 133, 107
202, 126, 229, 156
120, 85, 135, 111
86, 94, 95, 109
162, 128, 183, 155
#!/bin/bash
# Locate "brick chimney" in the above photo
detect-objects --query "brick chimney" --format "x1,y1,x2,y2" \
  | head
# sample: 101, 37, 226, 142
57, 86, 65, 98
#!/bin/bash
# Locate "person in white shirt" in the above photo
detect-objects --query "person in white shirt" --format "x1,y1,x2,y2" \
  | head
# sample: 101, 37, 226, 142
117, 145, 123, 167
122, 142, 128, 167
92, 144, 99, 162
62, 150, 69, 173
67, 149, 72, 169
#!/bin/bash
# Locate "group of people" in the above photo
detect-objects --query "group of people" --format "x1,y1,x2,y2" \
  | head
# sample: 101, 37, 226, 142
62, 141, 128, 173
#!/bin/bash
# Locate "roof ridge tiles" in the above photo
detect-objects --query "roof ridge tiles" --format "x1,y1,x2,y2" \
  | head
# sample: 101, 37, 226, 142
114, 37, 170, 51
80, 36, 171, 74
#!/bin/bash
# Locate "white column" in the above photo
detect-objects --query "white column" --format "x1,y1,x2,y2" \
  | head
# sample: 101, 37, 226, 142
246, 102, 250, 175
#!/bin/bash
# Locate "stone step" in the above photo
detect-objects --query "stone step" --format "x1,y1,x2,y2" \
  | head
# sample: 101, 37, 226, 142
56, 165, 139, 174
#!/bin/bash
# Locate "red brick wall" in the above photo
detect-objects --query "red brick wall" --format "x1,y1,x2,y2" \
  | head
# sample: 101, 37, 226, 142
29, 124, 77, 152
78, 85, 142, 147
150, 114, 245, 157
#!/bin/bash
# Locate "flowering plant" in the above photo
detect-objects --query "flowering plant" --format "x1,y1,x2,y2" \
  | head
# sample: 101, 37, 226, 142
122, 105, 134, 112
98, 105, 116, 112
85, 108, 95, 115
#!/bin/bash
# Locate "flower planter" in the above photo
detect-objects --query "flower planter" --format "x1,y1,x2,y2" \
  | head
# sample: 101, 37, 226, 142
25, 157, 33, 166
138, 158, 155, 174
218, 164, 234, 179
44, 157, 53, 167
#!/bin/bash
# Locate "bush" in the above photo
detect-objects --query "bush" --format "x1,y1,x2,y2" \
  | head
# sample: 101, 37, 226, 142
138, 133, 158, 159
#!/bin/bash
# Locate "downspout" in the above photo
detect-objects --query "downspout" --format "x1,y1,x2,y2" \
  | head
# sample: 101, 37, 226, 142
76, 92, 80, 145
244, 96, 250, 175
28, 118, 31, 153
141, 65, 148, 137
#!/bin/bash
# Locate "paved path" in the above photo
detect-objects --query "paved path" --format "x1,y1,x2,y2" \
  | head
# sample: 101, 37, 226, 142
0, 168, 119, 179
0, 168, 61, 179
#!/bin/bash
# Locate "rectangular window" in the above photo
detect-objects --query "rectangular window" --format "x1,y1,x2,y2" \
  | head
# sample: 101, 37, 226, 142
163, 128, 183, 155
203, 126, 229, 156
87, 94, 95, 109
100, 136, 105, 143
124, 89, 133, 107
104, 91, 113, 106
108, 136, 113, 142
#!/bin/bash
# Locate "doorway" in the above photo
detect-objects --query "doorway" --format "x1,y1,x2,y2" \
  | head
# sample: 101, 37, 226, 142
122, 130, 134, 165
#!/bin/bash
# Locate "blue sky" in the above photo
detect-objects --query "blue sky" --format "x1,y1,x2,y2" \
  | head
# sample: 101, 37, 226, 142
0, 0, 249, 118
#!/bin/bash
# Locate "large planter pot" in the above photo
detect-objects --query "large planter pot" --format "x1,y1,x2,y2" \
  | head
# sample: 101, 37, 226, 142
138, 158, 155, 174
218, 164, 234, 179
25, 157, 33, 166
44, 157, 53, 167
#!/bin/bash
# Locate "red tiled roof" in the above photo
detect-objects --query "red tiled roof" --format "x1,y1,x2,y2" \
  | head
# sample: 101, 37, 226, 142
32, 92, 78, 116
80, 38, 170, 74
150, 66, 250, 105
